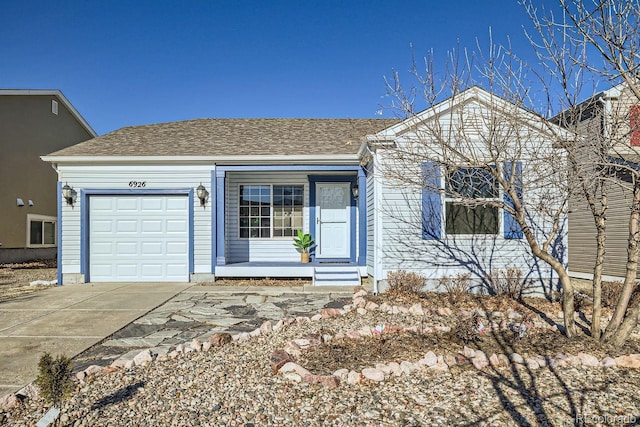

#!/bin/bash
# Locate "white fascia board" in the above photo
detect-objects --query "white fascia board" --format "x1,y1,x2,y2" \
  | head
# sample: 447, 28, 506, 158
376, 87, 483, 137
40, 154, 360, 165
602, 84, 622, 99
371, 86, 572, 142
0, 89, 97, 137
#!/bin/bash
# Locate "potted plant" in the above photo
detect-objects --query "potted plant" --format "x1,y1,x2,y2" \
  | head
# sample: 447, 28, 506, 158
293, 230, 314, 263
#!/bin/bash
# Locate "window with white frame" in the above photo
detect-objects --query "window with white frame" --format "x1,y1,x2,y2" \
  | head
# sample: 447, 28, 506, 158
27, 214, 56, 247
444, 167, 499, 235
239, 185, 303, 238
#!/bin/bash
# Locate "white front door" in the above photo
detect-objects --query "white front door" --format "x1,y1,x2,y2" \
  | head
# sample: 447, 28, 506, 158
316, 182, 351, 259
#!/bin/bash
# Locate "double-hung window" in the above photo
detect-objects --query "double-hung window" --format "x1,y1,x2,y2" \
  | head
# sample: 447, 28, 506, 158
27, 214, 56, 247
444, 167, 500, 235
239, 185, 303, 238
422, 162, 523, 240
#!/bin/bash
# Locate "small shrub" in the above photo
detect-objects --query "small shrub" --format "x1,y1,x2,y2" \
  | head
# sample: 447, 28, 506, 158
35, 352, 73, 406
600, 281, 640, 309
573, 292, 590, 312
486, 268, 528, 299
438, 273, 471, 304
386, 270, 425, 296
451, 313, 478, 344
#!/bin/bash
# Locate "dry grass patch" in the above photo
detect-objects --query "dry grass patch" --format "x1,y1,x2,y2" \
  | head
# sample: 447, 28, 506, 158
201, 277, 312, 287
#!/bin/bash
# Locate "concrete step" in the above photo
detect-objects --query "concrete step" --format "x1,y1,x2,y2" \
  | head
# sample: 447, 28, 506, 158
313, 267, 361, 287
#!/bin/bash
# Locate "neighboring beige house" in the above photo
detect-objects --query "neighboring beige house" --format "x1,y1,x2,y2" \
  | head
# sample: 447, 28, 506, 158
558, 83, 640, 280
0, 90, 96, 263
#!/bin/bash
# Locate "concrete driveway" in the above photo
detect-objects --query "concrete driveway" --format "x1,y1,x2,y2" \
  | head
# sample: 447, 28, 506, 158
0, 282, 192, 398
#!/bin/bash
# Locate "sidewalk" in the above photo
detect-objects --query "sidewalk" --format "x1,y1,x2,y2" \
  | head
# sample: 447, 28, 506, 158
0, 282, 192, 397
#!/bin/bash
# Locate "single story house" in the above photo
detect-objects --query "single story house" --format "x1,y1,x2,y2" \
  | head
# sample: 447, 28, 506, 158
42, 87, 567, 293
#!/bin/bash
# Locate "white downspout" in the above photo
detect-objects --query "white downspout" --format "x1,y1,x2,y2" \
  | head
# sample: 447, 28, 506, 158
600, 96, 612, 139
373, 153, 383, 295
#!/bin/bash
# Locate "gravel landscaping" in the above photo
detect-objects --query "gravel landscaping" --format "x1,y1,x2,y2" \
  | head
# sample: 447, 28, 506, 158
0, 261, 57, 303
2, 286, 640, 426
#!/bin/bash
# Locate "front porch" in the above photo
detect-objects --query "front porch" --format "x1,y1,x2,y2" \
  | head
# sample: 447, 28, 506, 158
214, 261, 366, 286
212, 165, 368, 279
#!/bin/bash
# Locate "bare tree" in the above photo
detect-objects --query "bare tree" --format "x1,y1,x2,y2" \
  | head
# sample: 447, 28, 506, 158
522, 0, 640, 346
380, 42, 579, 336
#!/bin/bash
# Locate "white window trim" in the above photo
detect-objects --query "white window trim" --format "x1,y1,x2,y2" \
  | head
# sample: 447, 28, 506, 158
237, 184, 305, 240
441, 169, 504, 238
26, 214, 57, 248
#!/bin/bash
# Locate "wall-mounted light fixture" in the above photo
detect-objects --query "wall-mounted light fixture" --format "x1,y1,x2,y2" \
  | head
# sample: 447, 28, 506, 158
62, 183, 77, 207
196, 183, 209, 208
352, 183, 359, 199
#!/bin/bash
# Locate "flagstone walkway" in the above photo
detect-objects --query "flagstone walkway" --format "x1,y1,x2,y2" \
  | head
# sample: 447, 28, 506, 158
72, 285, 352, 370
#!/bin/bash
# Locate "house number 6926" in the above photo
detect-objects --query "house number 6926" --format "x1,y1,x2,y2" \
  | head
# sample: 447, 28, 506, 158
129, 181, 146, 188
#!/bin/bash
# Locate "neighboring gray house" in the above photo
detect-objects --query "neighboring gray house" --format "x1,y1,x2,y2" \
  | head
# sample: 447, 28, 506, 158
42, 87, 567, 292
0, 90, 96, 263
558, 83, 640, 280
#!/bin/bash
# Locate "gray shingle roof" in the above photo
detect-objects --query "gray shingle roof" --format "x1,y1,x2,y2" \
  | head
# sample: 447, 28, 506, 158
48, 118, 399, 157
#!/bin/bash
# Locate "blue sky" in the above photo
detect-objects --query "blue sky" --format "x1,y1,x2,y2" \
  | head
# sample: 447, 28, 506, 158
1, 1, 539, 135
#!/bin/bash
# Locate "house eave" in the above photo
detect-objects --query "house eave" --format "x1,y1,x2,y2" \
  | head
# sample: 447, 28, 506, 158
40, 154, 361, 165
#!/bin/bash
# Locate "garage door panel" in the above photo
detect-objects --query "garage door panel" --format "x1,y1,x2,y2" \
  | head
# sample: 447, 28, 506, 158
115, 242, 137, 255
166, 241, 188, 255
91, 264, 112, 275
141, 198, 163, 210
116, 198, 138, 210
167, 264, 188, 276
116, 264, 138, 277
91, 220, 113, 233
91, 198, 114, 210
142, 220, 163, 232
141, 242, 163, 255
91, 242, 113, 255
141, 264, 163, 277
167, 198, 188, 210
167, 220, 188, 233
116, 220, 138, 233
89, 195, 189, 282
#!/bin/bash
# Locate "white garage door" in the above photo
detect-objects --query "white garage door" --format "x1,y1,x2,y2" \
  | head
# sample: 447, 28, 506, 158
89, 195, 189, 282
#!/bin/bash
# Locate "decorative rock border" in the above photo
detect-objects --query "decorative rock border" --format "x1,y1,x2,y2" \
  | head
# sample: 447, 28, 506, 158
2, 287, 640, 410
271, 288, 640, 387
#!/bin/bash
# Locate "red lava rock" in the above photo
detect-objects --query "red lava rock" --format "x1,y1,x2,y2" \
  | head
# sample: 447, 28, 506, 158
304, 333, 323, 346
383, 323, 404, 334
209, 332, 232, 347
320, 308, 342, 318
303, 374, 340, 388
278, 362, 311, 378
283, 341, 302, 357
0, 394, 19, 410
270, 350, 295, 373
455, 354, 470, 366
614, 354, 640, 369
